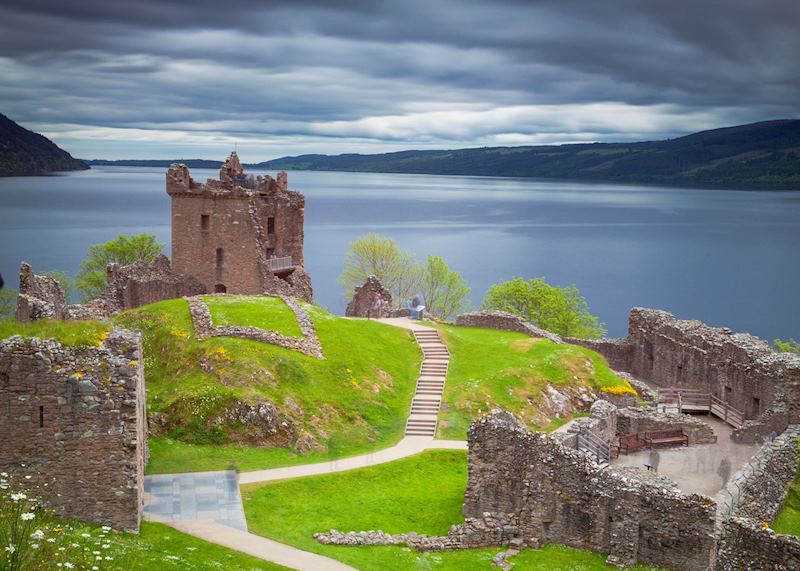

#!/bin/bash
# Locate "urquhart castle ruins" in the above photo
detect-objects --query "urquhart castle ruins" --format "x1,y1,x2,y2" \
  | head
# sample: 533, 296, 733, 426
2, 154, 799, 570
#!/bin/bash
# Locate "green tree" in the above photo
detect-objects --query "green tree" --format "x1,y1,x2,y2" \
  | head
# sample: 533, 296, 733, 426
41, 270, 75, 302
775, 338, 800, 355
482, 277, 606, 339
419, 255, 471, 319
76, 233, 164, 301
0, 287, 16, 320
337, 233, 421, 305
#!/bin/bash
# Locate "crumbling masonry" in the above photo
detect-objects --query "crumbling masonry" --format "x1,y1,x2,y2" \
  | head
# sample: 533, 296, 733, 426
0, 330, 147, 531
167, 153, 312, 301
567, 308, 800, 442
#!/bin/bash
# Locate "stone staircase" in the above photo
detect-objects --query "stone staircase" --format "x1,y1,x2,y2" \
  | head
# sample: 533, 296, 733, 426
404, 328, 450, 437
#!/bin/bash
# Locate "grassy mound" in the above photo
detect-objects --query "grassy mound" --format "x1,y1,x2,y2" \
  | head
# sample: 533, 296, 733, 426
0, 318, 110, 348
112, 297, 421, 473
434, 324, 635, 439
772, 439, 800, 537
242, 450, 663, 570
204, 295, 302, 337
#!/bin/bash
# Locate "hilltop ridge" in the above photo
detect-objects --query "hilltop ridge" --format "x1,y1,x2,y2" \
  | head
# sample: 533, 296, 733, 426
0, 113, 88, 176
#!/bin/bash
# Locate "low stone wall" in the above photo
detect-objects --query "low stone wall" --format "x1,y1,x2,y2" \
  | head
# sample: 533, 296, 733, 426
616, 407, 717, 445
454, 310, 563, 344
716, 517, 800, 571
463, 411, 716, 570
315, 512, 522, 552
714, 426, 800, 570
186, 295, 323, 359
0, 330, 147, 531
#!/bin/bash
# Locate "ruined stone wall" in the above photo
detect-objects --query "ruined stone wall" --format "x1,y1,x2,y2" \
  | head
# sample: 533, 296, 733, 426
167, 156, 311, 300
16, 262, 67, 322
0, 331, 147, 531
571, 308, 800, 436
454, 310, 563, 344
463, 411, 717, 571
616, 407, 717, 445
716, 517, 800, 571
101, 254, 206, 313
345, 276, 393, 318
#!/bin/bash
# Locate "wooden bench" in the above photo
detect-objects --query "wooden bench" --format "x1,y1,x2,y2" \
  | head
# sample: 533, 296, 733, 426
644, 429, 688, 449
617, 433, 645, 454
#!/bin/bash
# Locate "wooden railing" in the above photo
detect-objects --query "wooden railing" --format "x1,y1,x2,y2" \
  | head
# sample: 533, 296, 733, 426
710, 395, 744, 429
654, 388, 744, 429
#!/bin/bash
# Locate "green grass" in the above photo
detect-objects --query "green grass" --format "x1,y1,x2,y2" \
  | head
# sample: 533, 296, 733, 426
111, 521, 288, 570
113, 297, 421, 473
434, 324, 635, 440
242, 450, 662, 570
204, 295, 303, 338
772, 439, 800, 537
0, 318, 111, 348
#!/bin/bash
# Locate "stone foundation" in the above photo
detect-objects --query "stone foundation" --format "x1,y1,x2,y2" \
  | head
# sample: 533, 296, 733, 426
0, 330, 147, 531
186, 295, 323, 359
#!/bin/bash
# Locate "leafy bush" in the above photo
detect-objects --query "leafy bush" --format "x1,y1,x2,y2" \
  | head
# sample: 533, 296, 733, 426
482, 277, 606, 339
76, 233, 163, 301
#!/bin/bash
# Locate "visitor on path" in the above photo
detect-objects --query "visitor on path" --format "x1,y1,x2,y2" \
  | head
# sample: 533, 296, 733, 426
718, 457, 731, 485
648, 448, 661, 472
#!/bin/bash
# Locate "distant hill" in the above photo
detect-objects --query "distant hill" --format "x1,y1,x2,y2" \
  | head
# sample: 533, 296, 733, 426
86, 158, 224, 169
256, 120, 800, 190
0, 113, 88, 177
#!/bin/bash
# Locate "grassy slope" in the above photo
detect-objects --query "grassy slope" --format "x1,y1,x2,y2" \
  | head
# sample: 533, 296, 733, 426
242, 450, 663, 571
0, 319, 110, 347
204, 295, 302, 337
772, 440, 800, 536
435, 324, 634, 440
112, 298, 421, 474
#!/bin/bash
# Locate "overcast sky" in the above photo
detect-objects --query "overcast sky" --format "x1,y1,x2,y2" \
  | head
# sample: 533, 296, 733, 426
1, 0, 798, 160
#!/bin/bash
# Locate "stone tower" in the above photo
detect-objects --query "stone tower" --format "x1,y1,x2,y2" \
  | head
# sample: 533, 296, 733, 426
166, 153, 312, 300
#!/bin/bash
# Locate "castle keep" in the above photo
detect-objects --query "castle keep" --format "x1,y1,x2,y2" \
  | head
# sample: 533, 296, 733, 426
167, 153, 313, 301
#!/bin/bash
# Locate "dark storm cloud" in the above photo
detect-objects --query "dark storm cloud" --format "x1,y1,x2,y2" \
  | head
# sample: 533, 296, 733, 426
0, 0, 797, 158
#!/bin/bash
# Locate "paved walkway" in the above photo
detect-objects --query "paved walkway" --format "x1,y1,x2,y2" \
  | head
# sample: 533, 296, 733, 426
240, 436, 466, 484
143, 470, 247, 531
375, 318, 450, 437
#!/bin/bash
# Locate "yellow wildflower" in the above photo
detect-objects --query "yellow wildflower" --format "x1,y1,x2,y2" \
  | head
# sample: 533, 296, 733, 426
72, 372, 84, 380
600, 384, 637, 396
128, 360, 138, 367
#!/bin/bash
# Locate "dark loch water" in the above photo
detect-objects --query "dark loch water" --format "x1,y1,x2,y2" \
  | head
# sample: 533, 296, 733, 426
1, 166, 798, 340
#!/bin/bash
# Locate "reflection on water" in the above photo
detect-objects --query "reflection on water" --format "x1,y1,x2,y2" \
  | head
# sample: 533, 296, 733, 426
1, 167, 799, 339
